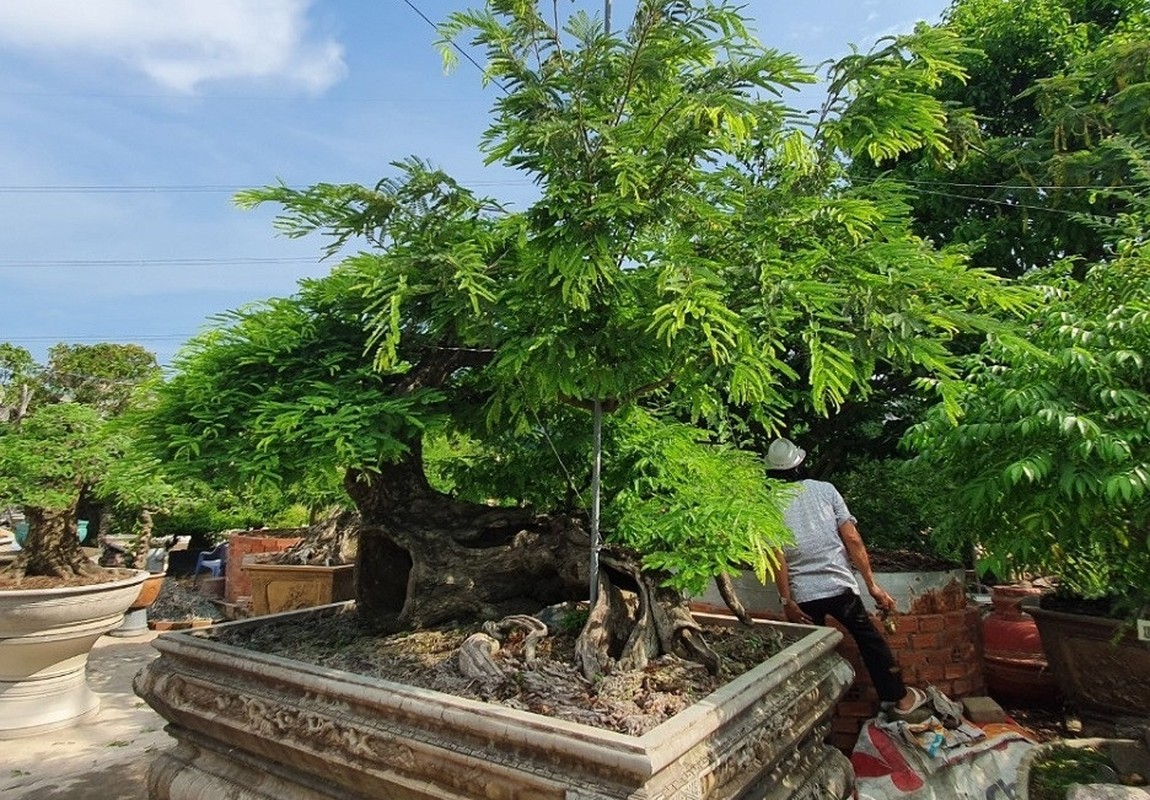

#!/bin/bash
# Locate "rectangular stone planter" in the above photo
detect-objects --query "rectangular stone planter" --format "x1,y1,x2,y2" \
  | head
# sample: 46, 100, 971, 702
243, 562, 355, 616
1024, 600, 1150, 722
224, 531, 306, 603
135, 606, 856, 799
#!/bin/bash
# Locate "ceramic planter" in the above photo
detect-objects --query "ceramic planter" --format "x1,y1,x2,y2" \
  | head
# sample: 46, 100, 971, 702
0, 567, 148, 739
243, 561, 354, 616
108, 572, 168, 638
135, 605, 856, 799
1024, 599, 1150, 721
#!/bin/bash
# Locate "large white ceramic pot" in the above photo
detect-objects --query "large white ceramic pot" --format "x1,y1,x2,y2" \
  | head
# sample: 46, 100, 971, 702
0, 568, 148, 739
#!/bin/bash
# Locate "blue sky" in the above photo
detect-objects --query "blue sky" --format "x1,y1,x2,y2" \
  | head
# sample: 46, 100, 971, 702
0, 0, 951, 370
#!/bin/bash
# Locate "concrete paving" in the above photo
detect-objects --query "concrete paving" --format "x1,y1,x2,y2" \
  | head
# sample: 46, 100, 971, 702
2, 631, 170, 800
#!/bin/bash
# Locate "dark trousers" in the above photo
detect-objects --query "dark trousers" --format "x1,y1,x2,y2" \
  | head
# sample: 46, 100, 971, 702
798, 590, 907, 703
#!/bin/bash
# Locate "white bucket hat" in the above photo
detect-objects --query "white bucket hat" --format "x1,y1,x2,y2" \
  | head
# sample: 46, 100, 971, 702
766, 438, 806, 470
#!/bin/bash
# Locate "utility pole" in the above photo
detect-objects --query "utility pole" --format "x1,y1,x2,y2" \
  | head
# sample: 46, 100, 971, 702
605, 0, 611, 34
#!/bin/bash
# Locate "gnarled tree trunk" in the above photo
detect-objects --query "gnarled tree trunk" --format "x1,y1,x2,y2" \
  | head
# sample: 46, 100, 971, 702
1, 505, 99, 581
341, 443, 720, 679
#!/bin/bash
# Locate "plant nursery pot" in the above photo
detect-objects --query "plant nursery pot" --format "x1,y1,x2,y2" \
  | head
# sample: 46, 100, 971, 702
980, 585, 1061, 708
1023, 598, 1150, 722
134, 605, 857, 800
0, 567, 148, 739
108, 572, 168, 638
243, 561, 355, 616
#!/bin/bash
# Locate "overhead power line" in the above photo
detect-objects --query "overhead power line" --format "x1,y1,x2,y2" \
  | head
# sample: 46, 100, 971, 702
0, 257, 319, 269
0, 179, 532, 194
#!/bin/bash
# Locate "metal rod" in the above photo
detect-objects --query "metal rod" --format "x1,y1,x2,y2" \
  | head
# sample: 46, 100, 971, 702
589, 399, 603, 604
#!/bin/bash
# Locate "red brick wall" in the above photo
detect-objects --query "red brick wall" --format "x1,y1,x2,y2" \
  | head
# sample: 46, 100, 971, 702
225, 531, 304, 603
693, 582, 986, 753
828, 606, 984, 752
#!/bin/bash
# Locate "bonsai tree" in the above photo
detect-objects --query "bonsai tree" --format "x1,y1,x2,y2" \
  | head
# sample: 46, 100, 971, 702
0, 343, 162, 582
0, 403, 122, 580
142, 1, 1031, 676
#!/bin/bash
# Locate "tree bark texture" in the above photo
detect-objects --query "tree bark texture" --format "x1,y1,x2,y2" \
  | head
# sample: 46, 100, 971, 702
1, 505, 98, 581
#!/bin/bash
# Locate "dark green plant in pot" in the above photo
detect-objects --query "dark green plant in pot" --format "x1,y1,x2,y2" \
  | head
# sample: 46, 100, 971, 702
910, 238, 1150, 618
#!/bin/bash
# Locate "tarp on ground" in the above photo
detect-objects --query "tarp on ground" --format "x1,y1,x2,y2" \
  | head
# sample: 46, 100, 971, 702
853, 717, 1037, 799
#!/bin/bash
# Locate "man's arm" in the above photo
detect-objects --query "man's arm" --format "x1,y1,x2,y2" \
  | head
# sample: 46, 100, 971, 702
838, 520, 895, 612
774, 554, 812, 624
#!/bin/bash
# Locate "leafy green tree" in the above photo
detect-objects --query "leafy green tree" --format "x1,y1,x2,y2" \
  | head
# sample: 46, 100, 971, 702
0, 344, 167, 581
144, 1, 1031, 674
0, 403, 121, 579
910, 142, 1150, 613
860, 0, 1149, 278
42, 343, 160, 416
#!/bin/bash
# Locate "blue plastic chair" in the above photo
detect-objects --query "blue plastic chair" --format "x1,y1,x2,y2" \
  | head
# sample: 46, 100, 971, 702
192, 542, 227, 583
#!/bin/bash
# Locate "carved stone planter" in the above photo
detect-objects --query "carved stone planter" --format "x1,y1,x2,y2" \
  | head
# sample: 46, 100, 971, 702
243, 562, 355, 616
0, 567, 148, 738
1024, 599, 1150, 722
135, 606, 856, 799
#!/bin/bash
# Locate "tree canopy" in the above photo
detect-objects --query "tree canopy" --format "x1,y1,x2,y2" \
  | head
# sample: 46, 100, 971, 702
140, 1, 1037, 602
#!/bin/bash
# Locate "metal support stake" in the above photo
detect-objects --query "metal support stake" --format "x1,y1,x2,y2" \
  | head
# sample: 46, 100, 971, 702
589, 399, 603, 605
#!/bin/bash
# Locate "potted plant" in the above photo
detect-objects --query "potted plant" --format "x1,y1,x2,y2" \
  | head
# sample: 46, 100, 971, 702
911, 214, 1150, 721
0, 402, 148, 737
241, 511, 356, 615
132, 1, 1034, 795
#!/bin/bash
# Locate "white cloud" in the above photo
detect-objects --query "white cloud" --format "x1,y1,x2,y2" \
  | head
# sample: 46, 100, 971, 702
0, 0, 345, 93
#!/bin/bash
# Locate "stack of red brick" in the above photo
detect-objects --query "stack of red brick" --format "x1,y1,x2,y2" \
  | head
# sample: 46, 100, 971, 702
827, 580, 985, 751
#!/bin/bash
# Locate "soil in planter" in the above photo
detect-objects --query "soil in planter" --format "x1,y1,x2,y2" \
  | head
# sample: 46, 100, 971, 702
867, 549, 960, 572
149, 577, 223, 623
209, 608, 794, 737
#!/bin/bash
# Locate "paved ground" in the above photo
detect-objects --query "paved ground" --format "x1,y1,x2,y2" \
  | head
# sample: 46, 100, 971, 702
2, 632, 170, 800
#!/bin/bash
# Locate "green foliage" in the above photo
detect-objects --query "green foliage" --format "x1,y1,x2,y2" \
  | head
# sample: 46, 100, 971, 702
146, 1, 1036, 594
910, 253, 1150, 603
0, 403, 119, 512
603, 409, 793, 594
833, 458, 958, 562
862, 0, 1150, 277
1028, 744, 1120, 800
42, 343, 160, 416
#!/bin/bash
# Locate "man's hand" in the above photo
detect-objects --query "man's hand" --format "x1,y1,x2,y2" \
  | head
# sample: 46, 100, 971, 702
782, 598, 812, 624
869, 584, 896, 613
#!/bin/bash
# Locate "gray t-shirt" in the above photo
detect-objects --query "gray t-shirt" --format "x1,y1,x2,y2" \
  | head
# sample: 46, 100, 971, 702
781, 479, 859, 603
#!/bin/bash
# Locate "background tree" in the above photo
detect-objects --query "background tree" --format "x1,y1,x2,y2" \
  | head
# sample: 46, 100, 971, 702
0, 343, 37, 426
143, 1, 1031, 676
41, 343, 160, 416
0, 343, 165, 581
858, 0, 1149, 278
0, 403, 120, 579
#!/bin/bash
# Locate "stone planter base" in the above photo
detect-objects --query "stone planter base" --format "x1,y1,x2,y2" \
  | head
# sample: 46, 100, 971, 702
136, 605, 856, 799
0, 568, 147, 739
244, 562, 354, 616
